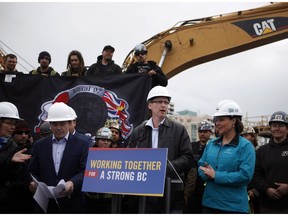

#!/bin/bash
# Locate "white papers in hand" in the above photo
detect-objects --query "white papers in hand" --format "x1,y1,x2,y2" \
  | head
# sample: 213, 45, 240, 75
31, 174, 67, 213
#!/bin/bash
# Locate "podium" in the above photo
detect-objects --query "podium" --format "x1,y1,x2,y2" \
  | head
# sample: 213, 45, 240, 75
82, 148, 176, 213
111, 177, 184, 214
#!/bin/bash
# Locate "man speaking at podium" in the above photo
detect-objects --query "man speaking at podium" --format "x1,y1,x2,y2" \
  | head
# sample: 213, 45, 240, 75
127, 86, 193, 213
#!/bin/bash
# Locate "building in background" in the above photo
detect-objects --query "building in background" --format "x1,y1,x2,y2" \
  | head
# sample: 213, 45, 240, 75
170, 103, 271, 145
168, 102, 175, 116
171, 108, 213, 142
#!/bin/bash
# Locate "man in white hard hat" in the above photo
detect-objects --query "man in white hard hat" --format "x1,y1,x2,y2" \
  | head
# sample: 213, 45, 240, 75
127, 86, 193, 213
0, 101, 31, 213
29, 102, 90, 213
125, 44, 168, 88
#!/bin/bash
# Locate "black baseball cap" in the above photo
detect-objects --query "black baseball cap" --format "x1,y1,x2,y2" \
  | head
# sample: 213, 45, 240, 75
103, 45, 115, 52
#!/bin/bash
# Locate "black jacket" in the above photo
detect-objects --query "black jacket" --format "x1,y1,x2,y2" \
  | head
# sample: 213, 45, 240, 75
126, 61, 167, 87
86, 55, 122, 76
0, 138, 19, 186
127, 117, 193, 179
0, 138, 23, 213
61, 67, 88, 77
253, 137, 288, 210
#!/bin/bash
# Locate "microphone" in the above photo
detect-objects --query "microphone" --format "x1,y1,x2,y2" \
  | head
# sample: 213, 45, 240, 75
167, 159, 183, 184
166, 159, 184, 192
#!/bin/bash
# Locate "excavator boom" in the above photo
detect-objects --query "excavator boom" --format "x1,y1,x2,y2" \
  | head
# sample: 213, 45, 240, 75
123, 3, 288, 79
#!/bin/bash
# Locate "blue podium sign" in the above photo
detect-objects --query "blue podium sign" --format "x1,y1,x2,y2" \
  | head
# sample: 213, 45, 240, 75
82, 148, 168, 196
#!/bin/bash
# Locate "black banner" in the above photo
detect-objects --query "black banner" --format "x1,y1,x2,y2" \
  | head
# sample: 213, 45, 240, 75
0, 73, 151, 141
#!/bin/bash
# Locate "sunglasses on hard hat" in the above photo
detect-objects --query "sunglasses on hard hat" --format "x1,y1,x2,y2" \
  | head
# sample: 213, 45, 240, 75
135, 52, 147, 56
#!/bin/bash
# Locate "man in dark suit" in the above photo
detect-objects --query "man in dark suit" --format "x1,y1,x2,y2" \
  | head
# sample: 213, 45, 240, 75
29, 102, 89, 213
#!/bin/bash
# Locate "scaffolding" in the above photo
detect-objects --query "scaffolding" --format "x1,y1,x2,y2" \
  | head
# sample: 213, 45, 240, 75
0, 41, 34, 73
242, 115, 271, 138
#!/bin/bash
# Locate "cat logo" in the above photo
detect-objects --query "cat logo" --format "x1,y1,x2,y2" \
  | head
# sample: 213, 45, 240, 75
232, 17, 288, 38
253, 19, 276, 36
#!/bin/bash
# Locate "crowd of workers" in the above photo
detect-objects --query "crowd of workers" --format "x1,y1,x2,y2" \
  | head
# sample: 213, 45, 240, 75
0, 44, 167, 88
0, 44, 288, 214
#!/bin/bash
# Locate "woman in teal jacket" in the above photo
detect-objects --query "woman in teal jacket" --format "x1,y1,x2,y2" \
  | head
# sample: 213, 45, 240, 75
198, 100, 255, 213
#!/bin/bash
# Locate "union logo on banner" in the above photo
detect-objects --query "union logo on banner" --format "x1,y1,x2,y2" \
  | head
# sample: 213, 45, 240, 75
35, 85, 133, 138
0, 73, 151, 140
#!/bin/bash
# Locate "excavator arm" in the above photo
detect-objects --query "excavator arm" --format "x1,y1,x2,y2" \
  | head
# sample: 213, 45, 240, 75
122, 2, 288, 79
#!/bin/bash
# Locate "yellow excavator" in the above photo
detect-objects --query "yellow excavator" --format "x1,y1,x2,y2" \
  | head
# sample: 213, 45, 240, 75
122, 2, 288, 138
123, 2, 288, 79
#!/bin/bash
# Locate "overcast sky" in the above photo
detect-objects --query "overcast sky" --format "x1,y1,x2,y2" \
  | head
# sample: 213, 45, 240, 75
1, 2, 287, 120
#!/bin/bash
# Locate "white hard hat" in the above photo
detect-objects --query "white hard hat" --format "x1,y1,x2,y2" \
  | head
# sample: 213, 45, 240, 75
213, 100, 243, 117
134, 44, 147, 53
241, 125, 256, 135
45, 102, 75, 122
146, 86, 171, 102
215, 100, 234, 111
0, 101, 22, 120
69, 107, 77, 120
96, 127, 113, 140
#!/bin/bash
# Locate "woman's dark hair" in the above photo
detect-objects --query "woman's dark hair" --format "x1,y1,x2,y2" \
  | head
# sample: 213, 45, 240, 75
228, 116, 243, 134
66, 50, 86, 76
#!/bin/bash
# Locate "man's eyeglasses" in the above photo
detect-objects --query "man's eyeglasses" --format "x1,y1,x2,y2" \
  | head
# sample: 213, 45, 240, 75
2, 119, 17, 125
150, 100, 170, 105
135, 52, 147, 56
14, 130, 30, 135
